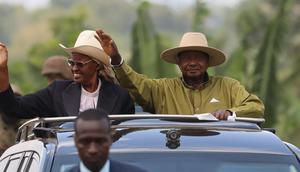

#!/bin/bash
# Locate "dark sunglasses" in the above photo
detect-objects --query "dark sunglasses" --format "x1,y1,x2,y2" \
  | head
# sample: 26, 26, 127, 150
67, 59, 93, 68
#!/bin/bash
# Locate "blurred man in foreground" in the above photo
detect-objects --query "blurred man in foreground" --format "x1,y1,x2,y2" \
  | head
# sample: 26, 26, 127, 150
70, 109, 147, 172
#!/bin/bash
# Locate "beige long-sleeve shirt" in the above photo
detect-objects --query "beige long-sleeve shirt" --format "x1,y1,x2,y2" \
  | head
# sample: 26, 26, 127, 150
114, 63, 264, 117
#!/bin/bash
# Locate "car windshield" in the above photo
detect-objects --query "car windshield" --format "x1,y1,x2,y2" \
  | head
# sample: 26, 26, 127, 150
51, 151, 300, 172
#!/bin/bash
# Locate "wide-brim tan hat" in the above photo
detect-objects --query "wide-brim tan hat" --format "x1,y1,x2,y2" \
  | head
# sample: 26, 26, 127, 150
160, 32, 226, 67
59, 30, 110, 66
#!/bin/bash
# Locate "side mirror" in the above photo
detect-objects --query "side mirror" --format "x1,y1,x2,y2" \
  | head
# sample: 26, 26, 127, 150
263, 128, 276, 134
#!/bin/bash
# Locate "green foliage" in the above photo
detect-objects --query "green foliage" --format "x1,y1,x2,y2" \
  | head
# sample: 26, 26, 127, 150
221, 48, 247, 84
50, 6, 88, 46
24, 7, 88, 92
129, 1, 177, 78
9, 60, 46, 93
276, 94, 300, 147
155, 34, 177, 78
220, 0, 299, 147
129, 1, 160, 78
252, 0, 293, 127
28, 39, 62, 68
130, 24, 142, 73
192, 0, 209, 32
0, 5, 27, 44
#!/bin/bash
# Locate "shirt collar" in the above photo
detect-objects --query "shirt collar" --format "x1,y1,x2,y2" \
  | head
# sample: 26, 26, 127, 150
81, 79, 101, 97
181, 72, 210, 90
79, 160, 110, 172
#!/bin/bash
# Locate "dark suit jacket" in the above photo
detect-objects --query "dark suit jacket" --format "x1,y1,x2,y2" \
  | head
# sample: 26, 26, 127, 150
68, 160, 147, 172
0, 79, 134, 118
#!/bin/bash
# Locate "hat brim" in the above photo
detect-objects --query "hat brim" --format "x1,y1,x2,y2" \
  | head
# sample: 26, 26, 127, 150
59, 44, 111, 66
160, 46, 226, 67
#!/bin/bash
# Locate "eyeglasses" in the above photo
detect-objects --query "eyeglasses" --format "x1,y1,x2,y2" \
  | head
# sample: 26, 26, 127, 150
67, 59, 93, 68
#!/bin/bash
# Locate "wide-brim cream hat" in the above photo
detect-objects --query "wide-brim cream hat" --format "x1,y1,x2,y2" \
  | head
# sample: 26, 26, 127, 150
160, 32, 226, 67
59, 30, 110, 66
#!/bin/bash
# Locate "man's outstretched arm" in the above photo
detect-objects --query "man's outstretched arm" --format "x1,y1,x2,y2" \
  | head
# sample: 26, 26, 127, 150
0, 43, 10, 92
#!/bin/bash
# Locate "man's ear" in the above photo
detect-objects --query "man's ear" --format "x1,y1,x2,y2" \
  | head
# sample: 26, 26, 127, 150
177, 63, 183, 71
74, 132, 77, 139
96, 65, 101, 70
97, 63, 105, 70
109, 136, 113, 146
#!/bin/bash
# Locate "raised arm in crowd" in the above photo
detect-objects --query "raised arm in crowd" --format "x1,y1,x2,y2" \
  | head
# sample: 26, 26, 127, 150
95, 29, 264, 120
0, 30, 134, 119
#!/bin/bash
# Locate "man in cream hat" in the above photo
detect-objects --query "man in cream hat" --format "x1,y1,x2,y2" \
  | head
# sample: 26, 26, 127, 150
0, 30, 134, 119
96, 30, 264, 120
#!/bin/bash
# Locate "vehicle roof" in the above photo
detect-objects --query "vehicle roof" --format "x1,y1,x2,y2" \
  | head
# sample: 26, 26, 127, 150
48, 117, 293, 157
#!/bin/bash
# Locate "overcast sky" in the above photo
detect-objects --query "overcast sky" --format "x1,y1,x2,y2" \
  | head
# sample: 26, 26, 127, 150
0, 0, 243, 10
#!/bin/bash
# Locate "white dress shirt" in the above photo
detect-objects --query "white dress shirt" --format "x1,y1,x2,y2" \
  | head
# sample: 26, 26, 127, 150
79, 79, 101, 112
79, 160, 110, 172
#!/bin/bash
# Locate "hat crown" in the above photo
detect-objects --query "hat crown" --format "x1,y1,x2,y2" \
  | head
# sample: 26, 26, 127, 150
59, 30, 111, 66
74, 30, 104, 51
160, 32, 226, 66
179, 32, 208, 47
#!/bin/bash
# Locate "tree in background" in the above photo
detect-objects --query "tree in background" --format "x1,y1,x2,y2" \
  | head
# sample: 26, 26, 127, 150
130, 1, 158, 77
222, 0, 300, 145
219, 0, 294, 127
192, 0, 209, 32
218, 0, 271, 86
252, 0, 293, 127
155, 34, 177, 78
24, 7, 87, 91
130, 1, 175, 78
0, 5, 27, 45
273, 0, 300, 145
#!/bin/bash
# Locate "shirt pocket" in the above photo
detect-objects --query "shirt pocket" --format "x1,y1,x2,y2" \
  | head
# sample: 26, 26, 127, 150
205, 99, 229, 112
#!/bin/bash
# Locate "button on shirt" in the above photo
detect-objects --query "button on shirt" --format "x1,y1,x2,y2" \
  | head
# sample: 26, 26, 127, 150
79, 80, 101, 112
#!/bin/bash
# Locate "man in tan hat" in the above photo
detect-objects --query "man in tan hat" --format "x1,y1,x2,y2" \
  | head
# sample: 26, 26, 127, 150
41, 55, 73, 84
96, 30, 264, 120
0, 30, 134, 119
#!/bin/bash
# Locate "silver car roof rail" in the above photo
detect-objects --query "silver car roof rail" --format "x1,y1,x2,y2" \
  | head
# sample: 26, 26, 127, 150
16, 115, 265, 143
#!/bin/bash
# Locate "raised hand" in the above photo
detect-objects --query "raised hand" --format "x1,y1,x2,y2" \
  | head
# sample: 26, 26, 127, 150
0, 43, 8, 68
95, 29, 122, 65
0, 42, 9, 91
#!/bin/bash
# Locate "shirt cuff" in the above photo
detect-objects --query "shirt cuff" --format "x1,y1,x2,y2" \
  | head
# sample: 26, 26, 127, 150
227, 110, 236, 121
111, 58, 124, 68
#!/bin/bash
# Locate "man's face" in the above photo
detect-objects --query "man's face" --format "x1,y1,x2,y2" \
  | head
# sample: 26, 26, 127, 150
177, 51, 209, 79
69, 53, 99, 84
75, 119, 112, 172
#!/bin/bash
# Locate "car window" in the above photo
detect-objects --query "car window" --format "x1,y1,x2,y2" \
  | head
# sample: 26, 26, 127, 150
49, 151, 300, 172
0, 156, 9, 171
2, 153, 24, 171
25, 152, 40, 172
51, 154, 79, 172
110, 151, 300, 172
217, 162, 298, 172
